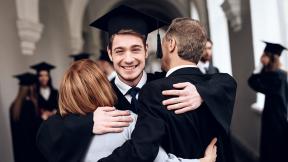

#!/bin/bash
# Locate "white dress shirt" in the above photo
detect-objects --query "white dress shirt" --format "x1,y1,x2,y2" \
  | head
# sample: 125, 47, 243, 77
197, 61, 210, 74
107, 71, 117, 81
166, 65, 198, 77
40, 87, 50, 100
114, 71, 147, 103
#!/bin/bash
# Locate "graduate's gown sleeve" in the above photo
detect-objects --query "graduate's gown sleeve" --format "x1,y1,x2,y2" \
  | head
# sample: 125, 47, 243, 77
195, 73, 237, 134
36, 113, 93, 162
248, 71, 282, 95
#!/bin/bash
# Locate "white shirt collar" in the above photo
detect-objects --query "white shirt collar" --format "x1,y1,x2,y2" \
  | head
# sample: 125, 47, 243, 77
40, 87, 50, 100
107, 71, 117, 81
197, 61, 210, 74
166, 65, 198, 77
114, 71, 147, 95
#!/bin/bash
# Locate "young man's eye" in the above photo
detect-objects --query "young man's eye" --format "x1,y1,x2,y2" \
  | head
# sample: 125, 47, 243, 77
132, 48, 141, 53
115, 50, 124, 54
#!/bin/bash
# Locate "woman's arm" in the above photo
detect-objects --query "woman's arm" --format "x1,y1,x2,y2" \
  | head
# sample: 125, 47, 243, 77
155, 138, 217, 162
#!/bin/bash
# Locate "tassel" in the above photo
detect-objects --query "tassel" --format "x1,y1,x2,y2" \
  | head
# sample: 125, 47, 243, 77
156, 29, 163, 58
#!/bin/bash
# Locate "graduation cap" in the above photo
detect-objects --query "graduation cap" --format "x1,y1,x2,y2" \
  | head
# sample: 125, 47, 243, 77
30, 62, 55, 73
14, 72, 37, 86
98, 49, 112, 63
90, 5, 169, 58
263, 41, 287, 56
70, 52, 91, 61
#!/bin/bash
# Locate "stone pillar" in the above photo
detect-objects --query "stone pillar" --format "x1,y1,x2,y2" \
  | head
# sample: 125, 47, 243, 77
64, 0, 89, 54
15, 0, 43, 55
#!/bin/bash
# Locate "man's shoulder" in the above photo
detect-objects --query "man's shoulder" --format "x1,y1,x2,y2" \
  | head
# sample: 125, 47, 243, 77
147, 71, 166, 82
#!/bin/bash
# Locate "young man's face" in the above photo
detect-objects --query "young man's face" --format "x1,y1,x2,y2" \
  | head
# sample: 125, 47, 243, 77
108, 34, 148, 84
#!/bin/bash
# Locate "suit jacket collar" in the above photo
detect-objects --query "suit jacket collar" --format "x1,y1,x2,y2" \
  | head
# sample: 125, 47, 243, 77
168, 67, 203, 78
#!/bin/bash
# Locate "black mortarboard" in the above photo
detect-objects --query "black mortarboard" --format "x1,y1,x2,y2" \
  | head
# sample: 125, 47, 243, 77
30, 62, 55, 72
263, 41, 287, 56
14, 72, 37, 86
90, 5, 168, 58
90, 5, 168, 38
98, 50, 112, 63
70, 52, 91, 61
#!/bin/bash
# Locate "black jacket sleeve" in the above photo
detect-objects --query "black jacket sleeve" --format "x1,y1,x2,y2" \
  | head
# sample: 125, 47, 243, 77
36, 113, 93, 162
195, 73, 237, 134
248, 72, 282, 95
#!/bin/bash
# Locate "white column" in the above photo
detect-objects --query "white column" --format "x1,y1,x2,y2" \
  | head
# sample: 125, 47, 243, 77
15, 0, 43, 55
206, 0, 232, 75
190, 1, 200, 20
64, 0, 89, 54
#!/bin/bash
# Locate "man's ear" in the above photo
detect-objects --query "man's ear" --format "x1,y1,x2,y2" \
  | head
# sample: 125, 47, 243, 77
169, 37, 176, 53
145, 44, 149, 58
107, 46, 113, 62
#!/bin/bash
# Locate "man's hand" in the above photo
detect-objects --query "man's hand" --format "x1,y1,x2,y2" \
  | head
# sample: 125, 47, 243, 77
93, 106, 133, 134
200, 138, 217, 162
162, 82, 203, 114
41, 110, 56, 120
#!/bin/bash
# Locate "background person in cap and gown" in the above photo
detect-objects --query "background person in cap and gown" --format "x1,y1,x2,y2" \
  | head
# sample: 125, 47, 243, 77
96, 49, 117, 81
248, 42, 288, 162
198, 38, 219, 74
37, 5, 236, 162
10, 73, 45, 162
30, 62, 58, 121
70, 52, 91, 61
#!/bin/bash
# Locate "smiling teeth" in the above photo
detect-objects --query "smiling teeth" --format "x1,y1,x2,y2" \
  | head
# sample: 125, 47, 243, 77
123, 66, 136, 70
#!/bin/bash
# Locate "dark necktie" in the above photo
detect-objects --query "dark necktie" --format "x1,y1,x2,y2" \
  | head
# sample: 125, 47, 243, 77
127, 87, 141, 113
204, 67, 209, 74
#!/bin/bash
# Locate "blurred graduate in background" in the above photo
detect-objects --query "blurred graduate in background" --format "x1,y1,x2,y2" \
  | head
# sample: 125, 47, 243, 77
30, 62, 58, 121
248, 42, 288, 162
10, 72, 44, 162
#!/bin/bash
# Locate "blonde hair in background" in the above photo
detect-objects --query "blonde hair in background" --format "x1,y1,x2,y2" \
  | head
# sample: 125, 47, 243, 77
59, 59, 117, 116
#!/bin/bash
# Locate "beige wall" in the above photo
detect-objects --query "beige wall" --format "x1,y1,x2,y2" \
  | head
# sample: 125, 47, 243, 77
0, 0, 71, 161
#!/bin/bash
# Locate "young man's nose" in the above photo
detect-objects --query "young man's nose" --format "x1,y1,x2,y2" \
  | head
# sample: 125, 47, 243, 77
123, 52, 135, 64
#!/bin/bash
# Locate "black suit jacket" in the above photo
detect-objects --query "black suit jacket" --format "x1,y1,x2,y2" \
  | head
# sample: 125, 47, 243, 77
206, 63, 219, 74
99, 68, 236, 162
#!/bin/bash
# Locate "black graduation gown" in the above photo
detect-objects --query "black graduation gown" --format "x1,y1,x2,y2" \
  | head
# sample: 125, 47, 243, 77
37, 88, 58, 112
37, 71, 236, 162
99, 68, 237, 162
10, 100, 43, 162
36, 113, 93, 162
248, 69, 288, 162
